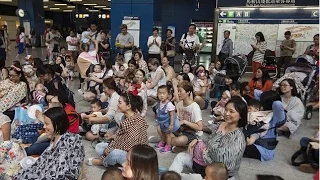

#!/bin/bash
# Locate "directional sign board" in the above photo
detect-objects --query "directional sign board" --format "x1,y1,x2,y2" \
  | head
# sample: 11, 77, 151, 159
311, 10, 319, 17
220, 11, 227, 18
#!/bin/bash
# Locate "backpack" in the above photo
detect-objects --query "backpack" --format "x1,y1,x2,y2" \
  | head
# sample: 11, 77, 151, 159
178, 33, 187, 54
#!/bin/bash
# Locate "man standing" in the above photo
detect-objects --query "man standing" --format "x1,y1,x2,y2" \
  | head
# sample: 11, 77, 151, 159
277, 31, 296, 78
147, 27, 161, 61
88, 21, 101, 51
218, 30, 233, 64
46, 25, 62, 64
180, 24, 200, 65
115, 24, 134, 63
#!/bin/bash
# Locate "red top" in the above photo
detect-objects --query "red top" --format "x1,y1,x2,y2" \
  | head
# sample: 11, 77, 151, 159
248, 79, 273, 98
64, 104, 80, 134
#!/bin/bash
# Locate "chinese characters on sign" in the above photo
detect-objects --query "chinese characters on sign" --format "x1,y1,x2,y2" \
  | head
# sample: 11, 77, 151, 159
246, 0, 296, 6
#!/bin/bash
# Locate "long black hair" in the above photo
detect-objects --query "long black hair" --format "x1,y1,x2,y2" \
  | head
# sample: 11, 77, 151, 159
260, 91, 281, 111
120, 92, 143, 113
279, 79, 299, 97
255, 32, 265, 42
252, 67, 270, 87
9, 64, 30, 103
44, 107, 69, 135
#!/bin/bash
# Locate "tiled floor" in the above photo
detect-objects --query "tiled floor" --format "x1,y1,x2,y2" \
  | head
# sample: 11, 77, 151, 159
5, 46, 318, 180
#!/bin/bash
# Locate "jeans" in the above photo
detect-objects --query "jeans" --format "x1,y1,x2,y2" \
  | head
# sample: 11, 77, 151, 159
95, 142, 127, 167
169, 152, 193, 173
300, 137, 312, 148
254, 89, 263, 101
25, 141, 50, 156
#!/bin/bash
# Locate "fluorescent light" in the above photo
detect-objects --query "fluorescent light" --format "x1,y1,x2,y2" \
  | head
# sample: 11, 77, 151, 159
0, 0, 13, 2
94, 6, 106, 8
260, 7, 298, 10
88, 9, 99, 12
67, 6, 75, 8
44, 6, 48, 8
103, 7, 111, 10
49, 8, 60, 10
55, 3, 67, 6
69, 0, 82, 1
108, 0, 111, 1
43, 0, 48, 2
220, 8, 256, 10
63, 10, 73, 12
303, 7, 319, 10
84, 4, 97, 5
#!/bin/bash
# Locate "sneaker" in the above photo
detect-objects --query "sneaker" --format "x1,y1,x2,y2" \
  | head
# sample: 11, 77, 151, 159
78, 89, 84, 95
156, 141, 165, 149
148, 136, 161, 143
160, 144, 172, 153
172, 146, 187, 153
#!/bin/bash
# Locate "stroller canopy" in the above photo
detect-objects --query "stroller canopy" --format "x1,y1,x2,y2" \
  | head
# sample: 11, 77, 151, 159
296, 54, 316, 65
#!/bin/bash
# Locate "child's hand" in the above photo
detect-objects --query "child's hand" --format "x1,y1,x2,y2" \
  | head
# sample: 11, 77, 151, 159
167, 124, 173, 133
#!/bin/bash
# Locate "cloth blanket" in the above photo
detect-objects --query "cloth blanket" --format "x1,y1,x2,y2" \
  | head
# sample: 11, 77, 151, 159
0, 80, 27, 113
281, 96, 305, 134
77, 55, 93, 79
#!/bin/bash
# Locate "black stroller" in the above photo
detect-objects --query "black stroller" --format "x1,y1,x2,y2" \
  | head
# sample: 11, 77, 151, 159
263, 49, 277, 79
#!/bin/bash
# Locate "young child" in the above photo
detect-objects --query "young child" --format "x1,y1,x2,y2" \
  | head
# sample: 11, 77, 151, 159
161, 171, 181, 180
193, 70, 207, 92
244, 99, 273, 145
115, 65, 126, 77
205, 163, 228, 180
81, 99, 103, 135
128, 77, 142, 96
33, 83, 47, 105
156, 85, 180, 152
23, 64, 38, 91
211, 90, 231, 120
87, 64, 104, 95
101, 167, 124, 180
65, 55, 75, 81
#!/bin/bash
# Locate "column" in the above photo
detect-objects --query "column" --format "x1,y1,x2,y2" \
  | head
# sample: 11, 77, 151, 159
18, 0, 45, 47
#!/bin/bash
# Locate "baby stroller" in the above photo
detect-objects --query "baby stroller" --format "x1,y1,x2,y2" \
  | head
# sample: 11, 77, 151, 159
213, 55, 248, 87
263, 49, 277, 79
273, 55, 317, 120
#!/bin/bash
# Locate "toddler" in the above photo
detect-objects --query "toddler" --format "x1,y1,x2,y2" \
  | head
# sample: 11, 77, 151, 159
205, 163, 228, 180
23, 64, 38, 91
115, 65, 126, 77
193, 70, 207, 92
113, 56, 128, 73
65, 55, 75, 81
33, 83, 47, 105
156, 85, 180, 152
128, 77, 142, 96
212, 90, 231, 119
87, 64, 104, 95
161, 171, 181, 180
81, 99, 103, 135
244, 99, 273, 145
101, 167, 124, 180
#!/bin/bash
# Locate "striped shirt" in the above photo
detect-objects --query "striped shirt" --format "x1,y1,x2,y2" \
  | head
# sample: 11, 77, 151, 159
252, 41, 267, 63
203, 122, 246, 177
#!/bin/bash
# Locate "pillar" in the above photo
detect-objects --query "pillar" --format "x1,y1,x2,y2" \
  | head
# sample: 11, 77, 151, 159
18, 0, 45, 47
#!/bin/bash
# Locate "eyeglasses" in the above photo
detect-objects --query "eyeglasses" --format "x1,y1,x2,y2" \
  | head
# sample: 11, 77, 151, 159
9, 74, 18, 78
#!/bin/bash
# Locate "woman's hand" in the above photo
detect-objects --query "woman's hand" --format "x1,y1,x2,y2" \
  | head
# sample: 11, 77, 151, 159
172, 78, 179, 87
188, 139, 198, 154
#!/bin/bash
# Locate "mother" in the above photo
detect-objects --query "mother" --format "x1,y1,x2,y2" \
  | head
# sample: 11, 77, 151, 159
243, 91, 286, 161
88, 92, 148, 167
277, 79, 304, 137
169, 97, 247, 178
248, 67, 273, 100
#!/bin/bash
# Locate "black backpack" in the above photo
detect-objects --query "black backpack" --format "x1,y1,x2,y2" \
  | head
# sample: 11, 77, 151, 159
178, 33, 187, 54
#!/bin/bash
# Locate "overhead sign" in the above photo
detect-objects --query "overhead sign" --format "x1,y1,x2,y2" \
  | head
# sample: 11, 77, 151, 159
311, 10, 319, 17
220, 10, 252, 18
246, 0, 296, 7
220, 11, 227, 17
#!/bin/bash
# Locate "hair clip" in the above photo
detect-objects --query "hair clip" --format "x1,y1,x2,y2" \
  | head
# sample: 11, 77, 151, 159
10, 65, 21, 72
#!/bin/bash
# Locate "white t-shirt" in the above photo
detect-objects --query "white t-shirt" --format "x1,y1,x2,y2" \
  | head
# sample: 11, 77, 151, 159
159, 100, 176, 113
180, 33, 200, 49
19, 33, 25, 43
66, 36, 79, 51
147, 36, 161, 54
176, 101, 202, 123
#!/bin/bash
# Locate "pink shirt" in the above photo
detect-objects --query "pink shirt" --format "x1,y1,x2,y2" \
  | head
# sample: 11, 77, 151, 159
79, 50, 98, 65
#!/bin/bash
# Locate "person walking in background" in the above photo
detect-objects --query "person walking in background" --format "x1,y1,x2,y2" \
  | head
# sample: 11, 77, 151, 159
251, 32, 267, 77
277, 31, 296, 78
16, 26, 27, 59
2, 25, 10, 51
147, 27, 161, 61
163, 29, 176, 67
0, 30, 6, 62
218, 30, 233, 65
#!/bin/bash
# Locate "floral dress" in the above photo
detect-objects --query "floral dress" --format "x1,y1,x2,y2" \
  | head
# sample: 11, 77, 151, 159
0, 79, 27, 113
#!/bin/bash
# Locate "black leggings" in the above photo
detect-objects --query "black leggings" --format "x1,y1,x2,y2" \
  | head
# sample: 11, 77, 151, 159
243, 144, 261, 160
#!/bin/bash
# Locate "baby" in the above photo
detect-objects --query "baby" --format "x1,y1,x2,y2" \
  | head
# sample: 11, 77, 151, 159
87, 64, 104, 95
205, 163, 228, 180
212, 90, 231, 120
81, 99, 103, 135
128, 77, 142, 96
101, 167, 124, 180
33, 83, 47, 105
65, 55, 75, 81
193, 70, 207, 92
244, 99, 272, 145
113, 56, 128, 73
161, 171, 181, 180
115, 65, 126, 77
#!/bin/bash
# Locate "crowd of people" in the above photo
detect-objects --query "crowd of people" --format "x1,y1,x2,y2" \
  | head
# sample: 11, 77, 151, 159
0, 21, 318, 180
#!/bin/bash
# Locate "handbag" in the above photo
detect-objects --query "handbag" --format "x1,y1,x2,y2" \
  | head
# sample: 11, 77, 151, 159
166, 45, 176, 57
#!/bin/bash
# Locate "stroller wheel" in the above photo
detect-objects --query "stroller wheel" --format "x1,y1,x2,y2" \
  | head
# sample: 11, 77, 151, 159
304, 106, 313, 120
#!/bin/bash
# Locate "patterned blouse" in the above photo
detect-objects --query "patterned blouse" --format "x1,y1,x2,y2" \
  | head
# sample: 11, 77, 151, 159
17, 133, 84, 180
203, 122, 246, 177
0, 79, 27, 113
101, 113, 148, 159
137, 59, 149, 74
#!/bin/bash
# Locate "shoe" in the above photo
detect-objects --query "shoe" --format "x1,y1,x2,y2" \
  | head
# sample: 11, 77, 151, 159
78, 89, 84, 95
148, 136, 161, 143
299, 164, 317, 174
160, 144, 172, 153
172, 146, 187, 153
156, 141, 165, 149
